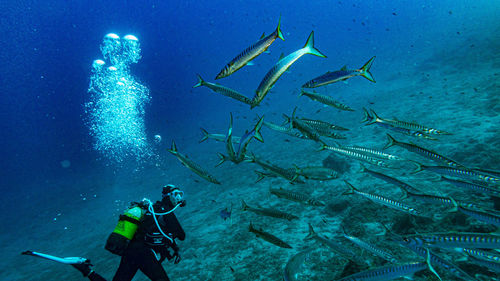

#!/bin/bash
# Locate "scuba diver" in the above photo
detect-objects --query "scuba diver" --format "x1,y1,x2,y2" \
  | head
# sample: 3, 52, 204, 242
23, 184, 186, 281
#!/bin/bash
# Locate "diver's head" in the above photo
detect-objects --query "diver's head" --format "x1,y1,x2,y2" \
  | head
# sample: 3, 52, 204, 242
162, 184, 186, 207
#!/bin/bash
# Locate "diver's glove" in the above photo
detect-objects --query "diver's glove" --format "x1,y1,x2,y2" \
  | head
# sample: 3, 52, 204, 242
171, 244, 181, 264
72, 259, 93, 277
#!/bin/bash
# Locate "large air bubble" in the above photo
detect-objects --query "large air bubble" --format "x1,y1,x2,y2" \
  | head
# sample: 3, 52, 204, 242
85, 34, 152, 164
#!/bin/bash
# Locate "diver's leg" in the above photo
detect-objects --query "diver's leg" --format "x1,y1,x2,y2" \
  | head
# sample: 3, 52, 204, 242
138, 248, 170, 281
73, 263, 107, 281
111, 249, 140, 281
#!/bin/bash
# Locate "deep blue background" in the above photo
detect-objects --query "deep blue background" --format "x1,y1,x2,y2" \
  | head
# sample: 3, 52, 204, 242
0, 0, 497, 201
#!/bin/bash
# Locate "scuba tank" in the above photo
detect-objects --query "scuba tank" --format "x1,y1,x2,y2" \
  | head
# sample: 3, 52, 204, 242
105, 204, 145, 256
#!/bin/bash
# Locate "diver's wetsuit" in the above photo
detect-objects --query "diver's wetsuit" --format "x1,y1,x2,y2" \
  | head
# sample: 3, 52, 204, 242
88, 200, 185, 281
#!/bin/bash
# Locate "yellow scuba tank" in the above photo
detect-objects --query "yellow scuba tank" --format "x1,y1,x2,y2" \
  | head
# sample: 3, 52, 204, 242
113, 206, 144, 239
105, 205, 145, 256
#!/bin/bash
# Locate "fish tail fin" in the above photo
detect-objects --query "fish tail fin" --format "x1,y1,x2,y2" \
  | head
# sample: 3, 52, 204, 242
359, 56, 376, 83
303, 31, 327, 58
399, 186, 410, 200
282, 114, 291, 124
342, 180, 356, 195
193, 74, 204, 88
241, 199, 249, 211
215, 153, 227, 167
304, 223, 316, 240
276, 15, 285, 41
254, 171, 266, 183
410, 161, 424, 174
253, 116, 265, 143
199, 128, 209, 143
425, 248, 443, 281
369, 109, 381, 121
227, 112, 234, 138
168, 140, 178, 154
361, 107, 374, 124
383, 133, 397, 149
299, 89, 306, 97
448, 197, 459, 213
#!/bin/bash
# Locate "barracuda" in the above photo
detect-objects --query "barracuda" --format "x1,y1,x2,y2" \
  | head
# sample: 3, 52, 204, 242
270, 187, 325, 206
215, 16, 284, 80
344, 145, 404, 161
193, 74, 253, 105
369, 109, 451, 135
299, 118, 349, 131
252, 31, 326, 108
241, 199, 298, 221
295, 166, 338, 180
414, 164, 500, 185
248, 154, 301, 183
302, 56, 376, 88
401, 244, 476, 281
249, 223, 292, 249
299, 90, 354, 111
362, 109, 438, 140
462, 248, 500, 263
341, 227, 398, 263
167, 140, 221, 184
262, 120, 308, 139
402, 232, 500, 249
304, 224, 359, 262
360, 165, 421, 193
343, 181, 424, 216
440, 176, 500, 197
320, 144, 389, 167
335, 261, 429, 281
453, 204, 500, 227
283, 109, 326, 144
385, 134, 462, 167
199, 128, 241, 144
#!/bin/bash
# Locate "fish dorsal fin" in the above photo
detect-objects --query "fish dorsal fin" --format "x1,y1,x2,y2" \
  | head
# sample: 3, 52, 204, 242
278, 52, 285, 61
260, 32, 266, 39
340, 65, 347, 71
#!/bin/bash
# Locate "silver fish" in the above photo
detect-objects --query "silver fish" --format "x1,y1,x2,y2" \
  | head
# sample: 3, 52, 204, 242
295, 166, 338, 180
270, 187, 325, 206
440, 176, 500, 197
283, 248, 314, 281
385, 134, 462, 167
360, 165, 421, 194
414, 164, 500, 185
241, 199, 298, 221
320, 144, 389, 167
252, 31, 326, 108
249, 223, 292, 249
302, 56, 375, 88
199, 128, 240, 144
341, 227, 398, 263
343, 181, 424, 216
215, 16, 284, 80
402, 232, 500, 249
193, 74, 253, 105
248, 154, 301, 183
167, 140, 221, 184
299, 90, 354, 111
362, 108, 437, 140
369, 109, 451, 135
299, 118, 349, 131
304, 224, 358, 262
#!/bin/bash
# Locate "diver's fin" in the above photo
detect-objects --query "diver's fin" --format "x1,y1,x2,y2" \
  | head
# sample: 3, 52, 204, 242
22, 250, 89, 265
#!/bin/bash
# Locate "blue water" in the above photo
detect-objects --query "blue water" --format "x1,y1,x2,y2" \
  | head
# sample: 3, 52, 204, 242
1, 1, 499, 280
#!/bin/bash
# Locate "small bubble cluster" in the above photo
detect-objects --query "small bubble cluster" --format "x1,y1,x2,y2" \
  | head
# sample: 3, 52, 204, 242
85, 33, 152, 163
